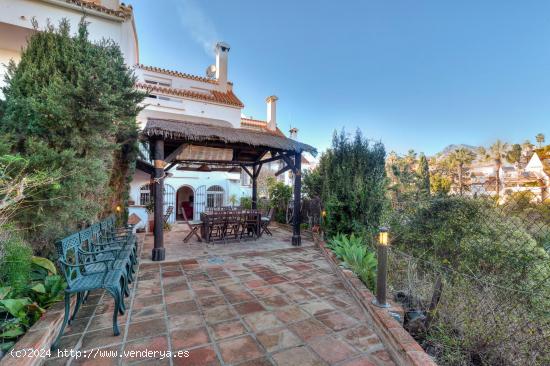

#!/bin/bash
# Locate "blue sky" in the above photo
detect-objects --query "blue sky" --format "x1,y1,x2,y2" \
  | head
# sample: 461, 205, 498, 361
132, 0, 550, 155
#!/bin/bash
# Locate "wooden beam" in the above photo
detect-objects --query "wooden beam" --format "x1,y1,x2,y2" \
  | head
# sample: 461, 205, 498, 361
255, 152, 294, 166
275, 164, 291, 177
164, 143, 187, 163
281, 154, 296, 172
240, 165, 253, 178
164, 162, 177, 172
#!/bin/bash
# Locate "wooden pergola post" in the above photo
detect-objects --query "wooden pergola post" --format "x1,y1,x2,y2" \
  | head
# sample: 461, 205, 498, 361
252, 164, 258, 210
151, 138, 165, 261
251, 164, 262, 209
292, 151, 302, 246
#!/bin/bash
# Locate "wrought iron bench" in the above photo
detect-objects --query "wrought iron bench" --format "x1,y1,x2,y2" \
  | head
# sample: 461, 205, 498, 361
51, 216, 138, 350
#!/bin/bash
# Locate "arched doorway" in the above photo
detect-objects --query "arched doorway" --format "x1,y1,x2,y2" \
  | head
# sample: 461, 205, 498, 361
176, 186, 194, 220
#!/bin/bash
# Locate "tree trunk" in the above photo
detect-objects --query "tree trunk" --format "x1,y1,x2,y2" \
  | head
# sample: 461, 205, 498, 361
458, 163, 463, 196
495, 160, 501, 200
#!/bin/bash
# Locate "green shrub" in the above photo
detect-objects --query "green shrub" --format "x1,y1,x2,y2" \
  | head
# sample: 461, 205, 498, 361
240, 196, 252, 209
319, 130, 387, 237
267, 178, 292, 223
0, 233, 32, 294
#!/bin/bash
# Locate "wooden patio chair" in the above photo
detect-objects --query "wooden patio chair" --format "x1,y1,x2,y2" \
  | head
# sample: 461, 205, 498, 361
260, 207, 274, 237
182, 209, 202, 243
240, 210, 259, 240
163, 206, 173, 223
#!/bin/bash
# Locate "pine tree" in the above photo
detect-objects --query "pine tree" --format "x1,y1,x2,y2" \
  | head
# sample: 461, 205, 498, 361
0, 19, 144, 254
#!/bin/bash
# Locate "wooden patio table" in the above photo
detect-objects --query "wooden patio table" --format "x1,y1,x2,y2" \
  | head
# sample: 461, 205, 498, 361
200, 209, 261, 243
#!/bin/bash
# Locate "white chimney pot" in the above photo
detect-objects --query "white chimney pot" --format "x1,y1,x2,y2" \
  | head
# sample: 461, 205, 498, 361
266, 95, 278, 131
215, 42, 230, 92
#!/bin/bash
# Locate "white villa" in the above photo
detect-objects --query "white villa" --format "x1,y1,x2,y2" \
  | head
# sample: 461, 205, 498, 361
468, 149, 549, 202
0, 0, 315, 231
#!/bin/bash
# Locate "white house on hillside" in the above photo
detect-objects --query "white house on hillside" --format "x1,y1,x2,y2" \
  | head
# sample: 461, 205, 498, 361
0, 0, 316, 230
129, 43, 305, 229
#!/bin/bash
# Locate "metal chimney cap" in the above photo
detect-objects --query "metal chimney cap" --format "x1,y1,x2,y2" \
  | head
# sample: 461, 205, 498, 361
216, 42, 231, 52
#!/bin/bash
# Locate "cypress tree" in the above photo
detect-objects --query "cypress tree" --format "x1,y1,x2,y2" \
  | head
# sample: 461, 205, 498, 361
319, 129, 387, 238
0, 19, 144, 254
417, 153, 431, 195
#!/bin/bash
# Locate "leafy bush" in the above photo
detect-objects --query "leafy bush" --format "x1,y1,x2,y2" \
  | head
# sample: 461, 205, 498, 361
0, 250, 64, 351
240, 196, 252, 209
0, 233, 32, 294
267, 178, 292, 223
388, 195, 550, 365
327, 233, 377, 291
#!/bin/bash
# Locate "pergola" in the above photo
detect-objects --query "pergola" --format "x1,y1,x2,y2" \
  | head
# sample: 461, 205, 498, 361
140, 118, 317, 261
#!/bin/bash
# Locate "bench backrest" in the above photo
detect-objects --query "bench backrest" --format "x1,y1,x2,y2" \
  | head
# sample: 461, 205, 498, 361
56, 232, 83, 288
79, 227, 94, 252
101, 215, 116, 235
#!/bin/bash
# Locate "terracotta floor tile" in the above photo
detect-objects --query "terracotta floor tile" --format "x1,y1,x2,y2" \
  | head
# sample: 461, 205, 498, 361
80, 326, 124, 350
308, 335, 358, 363
274, 305, 310, 324
173, 345, 219, 366
169, 312, 204, 330
127, 318, 167, 341
316, 311, 358, 332
130, 304, 164, 322
132, 295, 163, 310
211, 320, 248, 340
301, 300, 335, 317
170, 326, 210, 350
256, 327, 302, 352
271, 346, 324, 366
261, 295, 290, 309
218, 335, 263, 364
204, 305, 238, 324
166, 300, 198, 316
233, 301, 266, 315
199, 295, 227, 308
122, 335, 169, 363
225, 291, 255, 304
242, 312, 284, 332
288, 318, 330, 341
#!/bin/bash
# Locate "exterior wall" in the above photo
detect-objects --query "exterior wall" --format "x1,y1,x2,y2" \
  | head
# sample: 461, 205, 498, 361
0, 0, 138, 74
129, 168, 252, 231
137, 97, 241, 129
134, 67, 242, 127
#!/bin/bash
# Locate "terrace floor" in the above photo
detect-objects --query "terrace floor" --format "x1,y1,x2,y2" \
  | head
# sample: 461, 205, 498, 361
45, 224, 396, 366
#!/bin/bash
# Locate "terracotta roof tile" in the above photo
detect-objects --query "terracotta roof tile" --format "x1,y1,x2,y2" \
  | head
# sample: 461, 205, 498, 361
240, 118, 285, 137
136, 82, 244, 108
137, 64, 219, 84
64, 0, 133, 19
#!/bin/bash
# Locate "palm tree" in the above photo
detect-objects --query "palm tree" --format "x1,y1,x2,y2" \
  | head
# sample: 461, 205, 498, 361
449, 148, 475, 196
536, 133, 545, 148
488, 140, 509, 199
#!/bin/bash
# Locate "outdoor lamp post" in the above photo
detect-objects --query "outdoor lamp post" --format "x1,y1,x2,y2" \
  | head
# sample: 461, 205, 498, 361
373, 226, 390, 308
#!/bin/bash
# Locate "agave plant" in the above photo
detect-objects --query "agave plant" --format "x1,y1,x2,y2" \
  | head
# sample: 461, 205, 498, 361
327, 233, 377, 291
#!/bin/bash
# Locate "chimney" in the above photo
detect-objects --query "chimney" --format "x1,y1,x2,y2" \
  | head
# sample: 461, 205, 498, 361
215, 42, 230, 91
289, 127, 298, 139
266, 95, 278, 131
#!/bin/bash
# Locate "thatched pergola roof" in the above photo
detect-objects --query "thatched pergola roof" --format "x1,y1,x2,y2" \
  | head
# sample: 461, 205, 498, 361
142, 118, 317, 157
